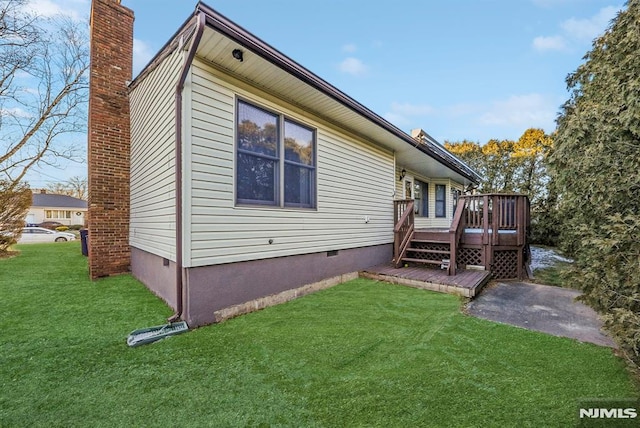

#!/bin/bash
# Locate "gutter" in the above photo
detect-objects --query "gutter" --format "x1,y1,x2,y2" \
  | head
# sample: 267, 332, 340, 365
194, 1, 479, 184
134, 1, 479, 185
168, 11, 206, 323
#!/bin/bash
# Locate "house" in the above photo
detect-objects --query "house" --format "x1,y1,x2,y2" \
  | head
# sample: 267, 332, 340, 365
26, 190, 87, 227
88, 0, 526, 327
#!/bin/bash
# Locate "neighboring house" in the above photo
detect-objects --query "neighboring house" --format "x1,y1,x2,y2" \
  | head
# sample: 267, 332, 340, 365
26, 190, 87, 227
88, 0, 484, 327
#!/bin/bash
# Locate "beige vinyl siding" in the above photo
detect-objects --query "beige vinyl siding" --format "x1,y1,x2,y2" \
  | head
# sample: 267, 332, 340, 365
394, 164, 464, 229
449, 180, 464, 221
184, 59, 395, 267
129, 48, 185, 260
394, 164, 404, 199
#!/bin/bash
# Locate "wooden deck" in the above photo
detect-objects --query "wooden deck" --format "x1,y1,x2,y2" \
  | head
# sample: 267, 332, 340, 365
361, 264, 491, 298
394, 194, 530, 279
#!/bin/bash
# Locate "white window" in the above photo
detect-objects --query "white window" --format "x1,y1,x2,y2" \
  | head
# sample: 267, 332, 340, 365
435, 184, 446, 218
45, 210, 72, 219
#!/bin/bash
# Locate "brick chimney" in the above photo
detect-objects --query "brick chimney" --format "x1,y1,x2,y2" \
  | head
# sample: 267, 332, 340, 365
87, 0, 134, 278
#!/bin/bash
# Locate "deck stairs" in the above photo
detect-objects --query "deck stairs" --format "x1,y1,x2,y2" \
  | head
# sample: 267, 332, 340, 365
400, 230, 450, 269
393, 194, 531, 280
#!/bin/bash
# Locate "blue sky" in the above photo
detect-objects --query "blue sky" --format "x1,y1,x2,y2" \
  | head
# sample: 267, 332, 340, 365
22, 0, 623, 187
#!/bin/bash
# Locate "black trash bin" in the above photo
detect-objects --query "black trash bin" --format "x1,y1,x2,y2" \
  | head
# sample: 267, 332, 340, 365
80, 229, 89, 257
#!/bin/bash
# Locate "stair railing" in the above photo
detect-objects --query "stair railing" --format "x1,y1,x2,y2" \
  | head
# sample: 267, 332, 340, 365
393, 199, 415, 268
448, 196, 467, 275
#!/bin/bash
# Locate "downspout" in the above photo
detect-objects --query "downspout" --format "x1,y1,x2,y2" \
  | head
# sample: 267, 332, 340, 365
169, 11, 206, 323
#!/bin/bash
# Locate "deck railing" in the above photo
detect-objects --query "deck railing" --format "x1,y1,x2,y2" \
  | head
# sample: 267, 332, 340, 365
393, 193, 529, 278
448, 198, 467, 275
449, 193, 530, 275
393, 199, 414, 268
457, 194, 527, 232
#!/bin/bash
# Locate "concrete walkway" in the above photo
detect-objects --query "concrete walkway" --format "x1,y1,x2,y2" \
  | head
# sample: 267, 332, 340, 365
466, 282, 616, 347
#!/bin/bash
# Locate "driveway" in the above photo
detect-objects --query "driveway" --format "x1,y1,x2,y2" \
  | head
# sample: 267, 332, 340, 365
466, 282, 616, 347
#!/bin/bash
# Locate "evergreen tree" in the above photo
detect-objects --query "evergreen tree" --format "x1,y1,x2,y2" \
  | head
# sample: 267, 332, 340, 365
551, 0, 640, 363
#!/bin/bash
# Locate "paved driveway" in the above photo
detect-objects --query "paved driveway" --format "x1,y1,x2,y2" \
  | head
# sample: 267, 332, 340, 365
466, 282, 616, 347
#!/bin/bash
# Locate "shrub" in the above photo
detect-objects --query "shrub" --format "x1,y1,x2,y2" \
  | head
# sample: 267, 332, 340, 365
68, 224, 83, 230
55, 226, 69, 232
0, 234, 16, 250
0, 181, 31, 253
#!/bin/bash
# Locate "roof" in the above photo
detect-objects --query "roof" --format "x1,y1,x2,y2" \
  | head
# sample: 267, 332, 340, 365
131, 1, 482, 185
32, 193, 87, 209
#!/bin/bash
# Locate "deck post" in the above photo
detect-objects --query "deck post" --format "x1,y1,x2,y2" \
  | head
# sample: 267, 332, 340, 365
492, 195, 500, 246
516, 196, 525, 246
395, 193, 529, 280
517, 247, 524, 280
483, 195, 492, 271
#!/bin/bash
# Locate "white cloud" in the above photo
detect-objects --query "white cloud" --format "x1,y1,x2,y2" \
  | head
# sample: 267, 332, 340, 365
383, 102, 435, 127
21, 87, 40, 95
532, 5, 622, 53
133, 38, 155, 77
1, 106, 32, 118
561, 6, 619, 41
342, 43, 357, 53
477, 93, 556, 129
15, 70, 32, 79
384, 112, 411, 127
22, 0, 88, 21
389, 102, 435, 117
532, 35, 567, 52
445, 103, 482, 117
25, 0, 64, 17
338, 57, 368, 77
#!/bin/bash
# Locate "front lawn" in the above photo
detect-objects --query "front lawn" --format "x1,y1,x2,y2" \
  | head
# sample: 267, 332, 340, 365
1, 243, 637, 427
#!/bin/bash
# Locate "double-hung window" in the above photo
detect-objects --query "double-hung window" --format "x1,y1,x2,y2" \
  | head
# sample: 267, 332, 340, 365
236, 100, 316, 208
435, 184, 446, 218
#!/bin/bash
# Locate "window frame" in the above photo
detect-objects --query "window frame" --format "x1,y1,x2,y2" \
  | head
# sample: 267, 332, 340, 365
282, 116, 317, 209
414, 180, 429, 217
452, 188, 462, 213
435, 184, 447, 218
235, 100, 280, 206
235, 98, 317, 210
45, 210, 74, 219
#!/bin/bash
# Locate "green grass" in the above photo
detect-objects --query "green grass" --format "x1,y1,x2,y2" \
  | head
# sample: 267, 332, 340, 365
532, 261, 573, 288
1, 243, 637, 427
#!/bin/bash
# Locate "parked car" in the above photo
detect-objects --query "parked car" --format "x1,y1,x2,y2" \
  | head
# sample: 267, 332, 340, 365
38, 221, 65, 230
17, 227, 76, 243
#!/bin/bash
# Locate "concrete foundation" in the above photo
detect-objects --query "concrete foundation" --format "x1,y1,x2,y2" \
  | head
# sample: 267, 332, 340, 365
131, 244, 392, 327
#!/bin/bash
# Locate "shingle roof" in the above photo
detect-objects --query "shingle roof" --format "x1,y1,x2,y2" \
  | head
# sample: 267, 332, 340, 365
32, 193, 87, 209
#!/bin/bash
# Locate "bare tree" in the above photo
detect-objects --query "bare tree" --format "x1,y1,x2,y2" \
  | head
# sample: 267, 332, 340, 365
46, 175, 87, 200
0, 0, 88, 190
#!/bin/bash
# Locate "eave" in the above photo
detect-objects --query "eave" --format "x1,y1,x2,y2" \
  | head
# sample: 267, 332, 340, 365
131, 1, 482, 186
